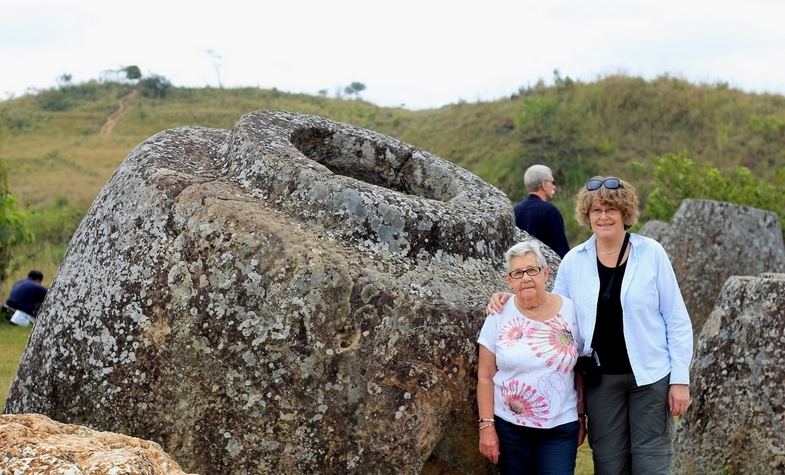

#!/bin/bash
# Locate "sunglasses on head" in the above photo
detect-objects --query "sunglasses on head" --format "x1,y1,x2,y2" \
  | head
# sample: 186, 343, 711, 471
586, 177, 622, 191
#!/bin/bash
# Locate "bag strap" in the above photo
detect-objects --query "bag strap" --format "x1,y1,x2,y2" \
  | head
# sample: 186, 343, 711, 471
601, 232, 630, 302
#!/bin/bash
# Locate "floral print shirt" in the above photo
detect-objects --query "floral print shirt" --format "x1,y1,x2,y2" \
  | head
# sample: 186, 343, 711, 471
478, 296, 580, 428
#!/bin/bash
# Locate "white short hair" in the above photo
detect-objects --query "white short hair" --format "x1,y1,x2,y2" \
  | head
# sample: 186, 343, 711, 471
523, 164, 553, 192
504, 240, 547, 271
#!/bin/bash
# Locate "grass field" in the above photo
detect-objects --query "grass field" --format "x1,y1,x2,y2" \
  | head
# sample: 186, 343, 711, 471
577, 444, 593, 474
0, 321, 32, 409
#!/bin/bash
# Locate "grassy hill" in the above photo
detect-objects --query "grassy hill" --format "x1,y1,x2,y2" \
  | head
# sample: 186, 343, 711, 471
1, 74, 785, 290
1, 74, 783, 475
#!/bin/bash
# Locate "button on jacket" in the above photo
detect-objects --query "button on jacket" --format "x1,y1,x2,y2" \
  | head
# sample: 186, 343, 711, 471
553, 233, 693, 386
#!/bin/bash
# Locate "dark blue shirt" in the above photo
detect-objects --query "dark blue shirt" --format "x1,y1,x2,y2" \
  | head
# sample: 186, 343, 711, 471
7, 278, 48, 317
513, 194, 570, 258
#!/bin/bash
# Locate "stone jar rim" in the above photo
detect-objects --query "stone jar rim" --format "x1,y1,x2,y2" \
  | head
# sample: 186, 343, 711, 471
225, 110, 515, 261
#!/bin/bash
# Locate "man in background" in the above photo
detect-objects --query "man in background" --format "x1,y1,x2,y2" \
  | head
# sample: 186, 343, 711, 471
6, 270, 48, 326
513, 164, 570, 258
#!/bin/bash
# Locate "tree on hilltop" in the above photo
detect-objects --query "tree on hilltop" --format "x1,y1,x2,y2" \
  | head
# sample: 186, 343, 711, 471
123, 65, 142, 82
56, 73, 72, 88
97, 65, 142, 84
344, 81, 366, 99
204, 49, 224, 89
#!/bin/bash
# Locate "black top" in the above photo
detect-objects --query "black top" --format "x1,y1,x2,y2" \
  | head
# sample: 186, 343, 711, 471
513, 194, 570, 258
592, 258, 633, 374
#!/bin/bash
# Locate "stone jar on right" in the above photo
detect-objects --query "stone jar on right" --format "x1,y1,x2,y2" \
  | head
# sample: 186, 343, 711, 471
672, 273, 785, 474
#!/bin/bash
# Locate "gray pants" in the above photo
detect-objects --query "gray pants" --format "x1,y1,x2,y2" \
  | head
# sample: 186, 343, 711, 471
585, 373, 673, 475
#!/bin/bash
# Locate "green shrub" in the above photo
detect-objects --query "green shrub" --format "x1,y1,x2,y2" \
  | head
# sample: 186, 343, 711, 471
140, 75, 172, 99
746, 113, 785, 140
1, 112, 37, 133
645, 152, 785, 232
36, 89, 74, 112
0, 168, 31, 282
33, 81, 129, 111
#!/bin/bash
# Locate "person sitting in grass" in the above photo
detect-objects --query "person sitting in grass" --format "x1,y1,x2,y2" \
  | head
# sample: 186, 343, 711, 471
6, 270, 48, 326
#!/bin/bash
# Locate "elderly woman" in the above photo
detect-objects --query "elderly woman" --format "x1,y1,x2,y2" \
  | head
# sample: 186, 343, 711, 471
477, 240, 585, 474
488, 177, 693, 474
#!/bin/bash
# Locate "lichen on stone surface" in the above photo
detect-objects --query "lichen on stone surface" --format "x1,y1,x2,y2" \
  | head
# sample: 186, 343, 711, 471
674, 273, 785, 474
4, 111, 561, 474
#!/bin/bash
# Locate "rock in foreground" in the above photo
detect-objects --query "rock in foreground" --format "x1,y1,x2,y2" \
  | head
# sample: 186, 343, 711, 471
0, 413, 195, 474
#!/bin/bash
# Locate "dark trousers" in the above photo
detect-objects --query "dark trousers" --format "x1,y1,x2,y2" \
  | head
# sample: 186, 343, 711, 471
585, 373, 673, 475
495, 416, 579, 475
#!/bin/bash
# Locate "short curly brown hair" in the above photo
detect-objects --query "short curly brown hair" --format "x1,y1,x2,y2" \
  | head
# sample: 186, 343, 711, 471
575, 176, 639, 229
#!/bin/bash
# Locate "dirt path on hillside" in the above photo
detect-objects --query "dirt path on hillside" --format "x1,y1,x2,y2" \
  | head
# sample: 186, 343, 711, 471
100, 89, 138, 136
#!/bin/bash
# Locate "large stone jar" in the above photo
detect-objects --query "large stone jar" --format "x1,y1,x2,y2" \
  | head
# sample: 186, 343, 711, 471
673, 273, 785, 474
640, 199, 785, 337
5, 111, 556, 473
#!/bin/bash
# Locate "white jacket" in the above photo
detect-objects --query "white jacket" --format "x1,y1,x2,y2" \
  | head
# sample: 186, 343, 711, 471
553, 233, 693, 386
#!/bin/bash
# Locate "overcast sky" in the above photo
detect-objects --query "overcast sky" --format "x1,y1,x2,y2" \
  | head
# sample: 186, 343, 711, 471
3, 0, 785, 109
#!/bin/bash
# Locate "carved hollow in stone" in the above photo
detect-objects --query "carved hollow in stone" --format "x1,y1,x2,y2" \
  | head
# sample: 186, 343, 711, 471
226, 110, 521, 259
5, 111, 560, 474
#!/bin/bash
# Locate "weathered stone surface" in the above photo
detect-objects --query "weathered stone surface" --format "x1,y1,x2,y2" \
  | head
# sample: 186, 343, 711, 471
5, 111, 559, 474
672, 273, 785, 474
0, 413, 195, 474
640, 199, 785, 336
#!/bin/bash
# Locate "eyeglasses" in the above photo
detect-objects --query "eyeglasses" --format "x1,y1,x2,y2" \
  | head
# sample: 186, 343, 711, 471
586, 177, 622, 191
507, 267, 542, 279
590, 207, 620, 217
